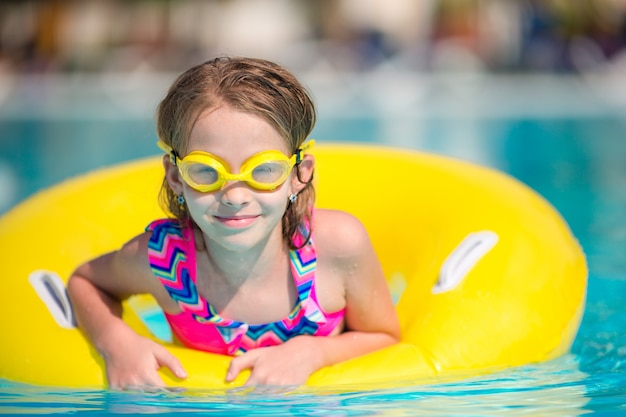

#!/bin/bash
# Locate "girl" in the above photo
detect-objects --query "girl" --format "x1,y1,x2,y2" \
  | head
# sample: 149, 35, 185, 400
67, 57, 400, 389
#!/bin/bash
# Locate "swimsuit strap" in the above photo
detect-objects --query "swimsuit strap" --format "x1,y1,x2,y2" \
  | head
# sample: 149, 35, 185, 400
146, 219, 209, 318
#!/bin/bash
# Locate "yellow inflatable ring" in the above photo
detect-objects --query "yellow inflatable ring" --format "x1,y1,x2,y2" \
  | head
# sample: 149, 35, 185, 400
0, 143, 587, 389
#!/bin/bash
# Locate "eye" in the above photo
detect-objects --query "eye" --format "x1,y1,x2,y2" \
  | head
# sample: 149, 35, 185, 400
251, 162, 287, 183
186, 163, 220, 185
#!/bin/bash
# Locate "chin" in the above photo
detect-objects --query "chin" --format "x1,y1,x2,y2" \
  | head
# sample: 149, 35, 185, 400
215, 227, 282, 253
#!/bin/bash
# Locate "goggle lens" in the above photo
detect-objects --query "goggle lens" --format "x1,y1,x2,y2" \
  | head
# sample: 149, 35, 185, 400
251, 161, 291, 184
186, 163, 220, 187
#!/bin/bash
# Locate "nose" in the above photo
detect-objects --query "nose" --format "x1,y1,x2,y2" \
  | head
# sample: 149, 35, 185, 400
219, 182, 251, 207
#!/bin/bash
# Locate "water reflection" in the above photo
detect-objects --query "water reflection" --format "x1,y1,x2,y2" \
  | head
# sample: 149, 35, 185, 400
0, 354, 590, 416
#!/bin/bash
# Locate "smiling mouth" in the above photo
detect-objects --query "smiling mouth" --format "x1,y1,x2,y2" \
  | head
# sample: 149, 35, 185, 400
214, 215, 260, 228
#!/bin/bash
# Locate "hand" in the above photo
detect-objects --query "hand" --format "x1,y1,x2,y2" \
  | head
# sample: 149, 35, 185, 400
225, 336, 321, 386
101, 330, 187, 390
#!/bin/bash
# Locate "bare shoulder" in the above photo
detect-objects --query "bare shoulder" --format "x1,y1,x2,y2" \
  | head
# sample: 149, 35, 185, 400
75, 231, 157, 299
313, 208, 374, 262
113, 231, 152, 274
118, 230, 180, 311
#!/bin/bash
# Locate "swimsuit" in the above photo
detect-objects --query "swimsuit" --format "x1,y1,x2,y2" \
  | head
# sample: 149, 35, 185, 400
146, 218, 345, 356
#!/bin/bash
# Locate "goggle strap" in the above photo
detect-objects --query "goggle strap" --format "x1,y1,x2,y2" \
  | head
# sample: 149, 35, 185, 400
295, 139, 315, 165
157, 140, 179, 165
171, 149, 180, 165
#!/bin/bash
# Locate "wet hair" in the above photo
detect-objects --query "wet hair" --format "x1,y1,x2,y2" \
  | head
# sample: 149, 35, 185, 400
155, 56, 316, 248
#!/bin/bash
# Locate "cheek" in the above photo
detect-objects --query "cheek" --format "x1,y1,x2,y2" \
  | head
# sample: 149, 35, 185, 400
258, 190, 290, 214
184, 189, 217, 215
251, 186, 290, 221
269, 181, 292, 207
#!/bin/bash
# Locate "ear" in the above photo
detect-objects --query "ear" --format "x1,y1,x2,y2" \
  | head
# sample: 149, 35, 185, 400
163, 155, 185, 195
290, 154, 315, 194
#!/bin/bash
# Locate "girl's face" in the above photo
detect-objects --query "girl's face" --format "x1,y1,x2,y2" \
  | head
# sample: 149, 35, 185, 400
166, 105, 306, 253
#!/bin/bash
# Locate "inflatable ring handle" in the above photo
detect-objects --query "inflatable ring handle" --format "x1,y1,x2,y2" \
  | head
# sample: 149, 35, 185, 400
29, 270, 76, 329
433, 231, 499, 294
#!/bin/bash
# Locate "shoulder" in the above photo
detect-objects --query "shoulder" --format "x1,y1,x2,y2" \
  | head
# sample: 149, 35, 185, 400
108, 231, 154, 283
313, 209, 373, 263
112, 219, 182, 285
312, 209, 388, 311
71, 230, 155, 300
146, 218, 182, 237
100, 230, 180, 311
128, 218, 189, 270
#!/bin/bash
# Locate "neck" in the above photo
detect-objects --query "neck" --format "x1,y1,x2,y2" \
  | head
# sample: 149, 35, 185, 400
198, 227, 290, 286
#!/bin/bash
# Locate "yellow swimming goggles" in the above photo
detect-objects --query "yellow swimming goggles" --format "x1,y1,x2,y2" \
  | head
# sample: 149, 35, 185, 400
157, 139, 315, 192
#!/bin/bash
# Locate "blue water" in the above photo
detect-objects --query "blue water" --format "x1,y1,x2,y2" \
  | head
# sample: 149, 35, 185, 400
1, 75, 625, 415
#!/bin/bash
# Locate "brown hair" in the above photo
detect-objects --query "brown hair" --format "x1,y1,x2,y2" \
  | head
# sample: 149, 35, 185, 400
155, 56, 316, 248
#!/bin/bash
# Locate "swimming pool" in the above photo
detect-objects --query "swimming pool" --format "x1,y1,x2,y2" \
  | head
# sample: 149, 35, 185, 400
1, 73, 625, 415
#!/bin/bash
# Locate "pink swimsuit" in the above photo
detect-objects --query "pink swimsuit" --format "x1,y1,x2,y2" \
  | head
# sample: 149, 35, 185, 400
146, 218, 345, 356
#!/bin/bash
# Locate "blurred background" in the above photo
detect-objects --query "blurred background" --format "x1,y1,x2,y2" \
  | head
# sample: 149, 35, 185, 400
1, 0, 626, 75
0, 0, 625, 277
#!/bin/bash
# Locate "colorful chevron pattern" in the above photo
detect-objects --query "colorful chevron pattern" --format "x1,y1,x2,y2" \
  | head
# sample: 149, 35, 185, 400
146, 218, 345, 356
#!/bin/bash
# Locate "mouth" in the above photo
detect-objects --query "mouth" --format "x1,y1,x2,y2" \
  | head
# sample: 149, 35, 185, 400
213, 214, 260, 228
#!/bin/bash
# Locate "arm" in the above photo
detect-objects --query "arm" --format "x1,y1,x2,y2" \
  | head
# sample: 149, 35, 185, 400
67, 232, 187, 389
227, 210, 400, 385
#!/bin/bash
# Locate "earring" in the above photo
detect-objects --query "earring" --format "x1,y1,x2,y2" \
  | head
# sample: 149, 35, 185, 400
289, 193, 298, 203
177, 194, 185, 205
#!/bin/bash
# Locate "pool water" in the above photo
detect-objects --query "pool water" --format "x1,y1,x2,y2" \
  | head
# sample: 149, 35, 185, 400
1, 74, 625, 415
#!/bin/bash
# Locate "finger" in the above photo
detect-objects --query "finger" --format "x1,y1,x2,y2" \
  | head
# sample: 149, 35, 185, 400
226, 351, 256, 382
154, 346, 188, 380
